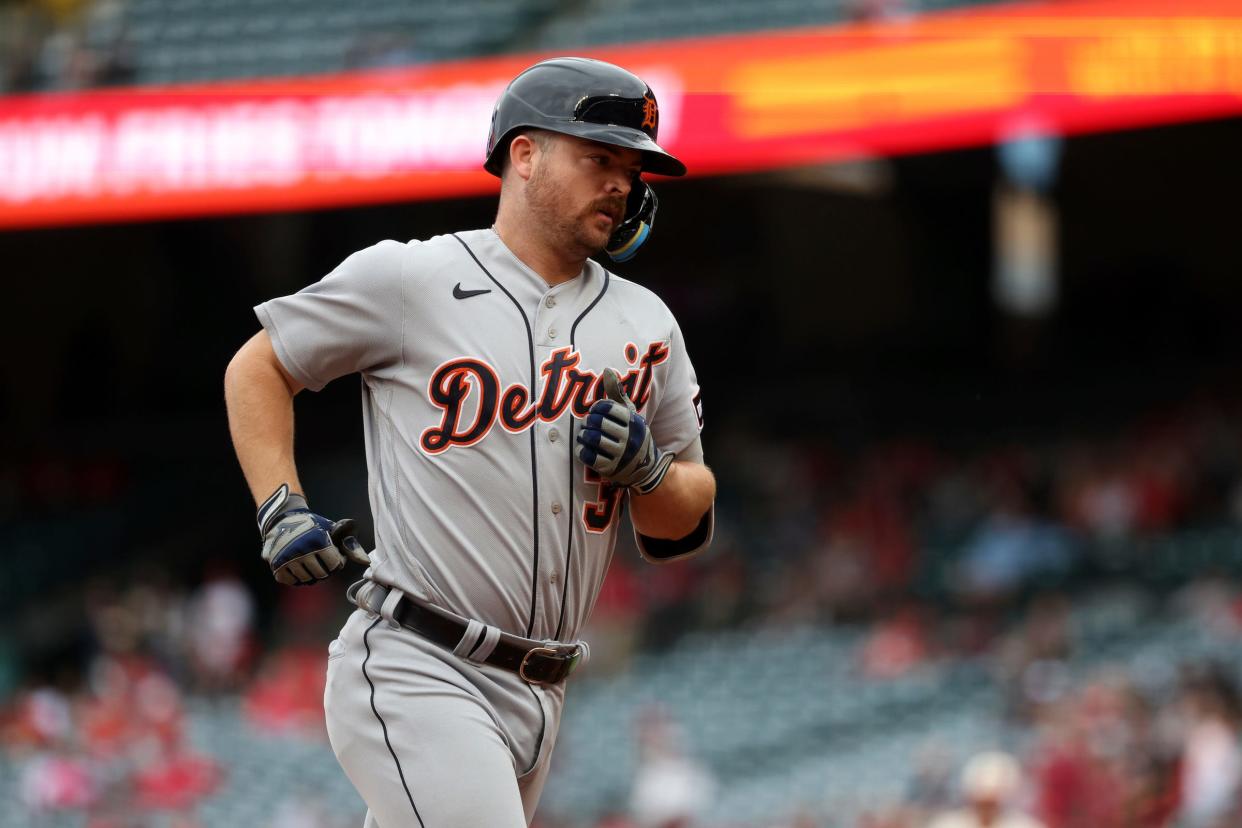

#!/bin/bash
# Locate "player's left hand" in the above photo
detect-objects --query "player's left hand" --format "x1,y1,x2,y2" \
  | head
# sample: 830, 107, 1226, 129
577, 368, 674, 495
257, 484, 369, 586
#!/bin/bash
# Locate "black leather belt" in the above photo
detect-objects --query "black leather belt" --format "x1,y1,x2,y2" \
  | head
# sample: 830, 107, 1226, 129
353, 583, 582, 685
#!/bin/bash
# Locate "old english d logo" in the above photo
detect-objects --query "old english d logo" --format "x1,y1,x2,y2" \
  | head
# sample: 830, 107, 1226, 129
641, 94, 658, 132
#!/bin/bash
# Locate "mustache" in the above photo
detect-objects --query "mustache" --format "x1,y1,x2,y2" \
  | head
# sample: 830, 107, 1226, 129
591, 198, 626, 222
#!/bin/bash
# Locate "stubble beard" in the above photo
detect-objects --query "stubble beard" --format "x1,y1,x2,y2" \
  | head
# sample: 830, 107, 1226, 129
526, 164, 611, 259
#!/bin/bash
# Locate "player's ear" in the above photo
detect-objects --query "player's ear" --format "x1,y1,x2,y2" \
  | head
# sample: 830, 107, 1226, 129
508, 134, 538, 182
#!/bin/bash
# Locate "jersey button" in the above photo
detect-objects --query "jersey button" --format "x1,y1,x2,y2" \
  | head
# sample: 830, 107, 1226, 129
548, 327, 558, 339
550, 571, 559, 584
549, 428, 560, 443
551, 502, 563, 515
545, 296, 556, 309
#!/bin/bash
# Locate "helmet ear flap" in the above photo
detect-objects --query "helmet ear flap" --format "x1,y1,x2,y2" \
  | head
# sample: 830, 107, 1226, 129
606, 181, 658, 263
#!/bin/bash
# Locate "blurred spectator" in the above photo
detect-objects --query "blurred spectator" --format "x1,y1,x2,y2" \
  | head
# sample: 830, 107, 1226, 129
955, 500, 1073, 602
243, 646, 330, 737
628, 707, 716, 828
847, 0, 911, 24
1, 0, 133, 93
995, 593, 1074, 717
186, 569, 256, 693
859, 603, 932, 679
74, 0, 136, 87
12, 685, 97, 813
271, 793, 348, 828
926, 751, 1045, 828
1026, 672, 1179, 828
1172, 666, 1242, 827
1, 2, 51, 92
19, 750, 95, 812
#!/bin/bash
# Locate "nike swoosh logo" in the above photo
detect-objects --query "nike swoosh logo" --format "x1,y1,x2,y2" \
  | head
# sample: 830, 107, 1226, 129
453, 283, 492, 300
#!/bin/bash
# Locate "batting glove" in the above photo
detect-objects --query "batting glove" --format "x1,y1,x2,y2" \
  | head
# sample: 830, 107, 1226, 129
257, 484, 368, 586
577, 368, 674, 495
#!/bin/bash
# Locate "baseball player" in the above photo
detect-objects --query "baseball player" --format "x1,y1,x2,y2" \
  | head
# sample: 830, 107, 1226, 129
224, 57, 715, 827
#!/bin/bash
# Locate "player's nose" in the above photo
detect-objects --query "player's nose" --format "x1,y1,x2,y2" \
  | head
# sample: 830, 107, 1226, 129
604, 169, 633, 197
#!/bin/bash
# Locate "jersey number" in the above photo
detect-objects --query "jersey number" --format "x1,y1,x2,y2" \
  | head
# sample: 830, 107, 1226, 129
582, 467, 623, 533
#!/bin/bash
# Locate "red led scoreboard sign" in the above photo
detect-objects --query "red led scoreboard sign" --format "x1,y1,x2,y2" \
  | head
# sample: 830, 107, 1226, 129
1, 0, 1240, 229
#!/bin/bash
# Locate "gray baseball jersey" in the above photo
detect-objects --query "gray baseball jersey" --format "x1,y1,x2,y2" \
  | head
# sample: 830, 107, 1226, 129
255, 227, 711, 826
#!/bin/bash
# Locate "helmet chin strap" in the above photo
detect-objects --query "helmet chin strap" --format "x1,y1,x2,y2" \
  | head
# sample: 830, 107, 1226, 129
605, 181, 658, 263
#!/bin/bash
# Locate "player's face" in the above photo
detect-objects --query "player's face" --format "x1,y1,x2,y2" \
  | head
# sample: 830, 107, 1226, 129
527, 136, 642, 257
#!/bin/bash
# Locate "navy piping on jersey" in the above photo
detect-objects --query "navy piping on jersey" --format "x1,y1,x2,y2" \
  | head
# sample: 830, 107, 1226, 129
452, 234, 541, 639
448, 236, 549, 777
362, 618, 426, 827
554, 269, 611, 641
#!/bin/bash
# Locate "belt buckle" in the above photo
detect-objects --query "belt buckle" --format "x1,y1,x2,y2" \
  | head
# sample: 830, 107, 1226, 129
519, 645, 581, 685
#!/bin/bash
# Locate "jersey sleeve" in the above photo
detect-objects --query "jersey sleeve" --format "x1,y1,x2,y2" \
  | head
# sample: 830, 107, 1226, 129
634, 315, 713, 563
646, 316, 704, 457
254, 240, 406, 391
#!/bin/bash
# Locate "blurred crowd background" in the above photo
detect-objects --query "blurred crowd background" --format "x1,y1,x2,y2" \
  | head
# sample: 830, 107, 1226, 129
0, 0, 933, 95
3, 0, 1242, 826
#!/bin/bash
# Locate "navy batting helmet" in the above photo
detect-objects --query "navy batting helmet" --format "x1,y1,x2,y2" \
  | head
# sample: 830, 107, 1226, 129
484, 57, 685, 178
484, 57, 685, 262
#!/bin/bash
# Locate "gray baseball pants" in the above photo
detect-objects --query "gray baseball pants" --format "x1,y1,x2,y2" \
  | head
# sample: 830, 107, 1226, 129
324, 607, 564, 827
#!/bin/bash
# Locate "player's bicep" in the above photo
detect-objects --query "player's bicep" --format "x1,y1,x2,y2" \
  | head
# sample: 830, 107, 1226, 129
254, 330, 306, 395
229, 330, 306, 396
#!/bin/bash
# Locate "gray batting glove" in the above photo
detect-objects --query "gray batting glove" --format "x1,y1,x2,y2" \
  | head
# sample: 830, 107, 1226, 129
257, 484, 369, 586
576, 369, 674, 495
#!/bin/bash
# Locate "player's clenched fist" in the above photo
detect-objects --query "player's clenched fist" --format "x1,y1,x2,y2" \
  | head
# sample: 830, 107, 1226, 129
257, 484, 367, 586
577, 368, 674, 495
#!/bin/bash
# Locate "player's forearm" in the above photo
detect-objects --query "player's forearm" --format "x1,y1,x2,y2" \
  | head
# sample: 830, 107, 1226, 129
224, 335, 304, 506
628, 461, 715, 539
